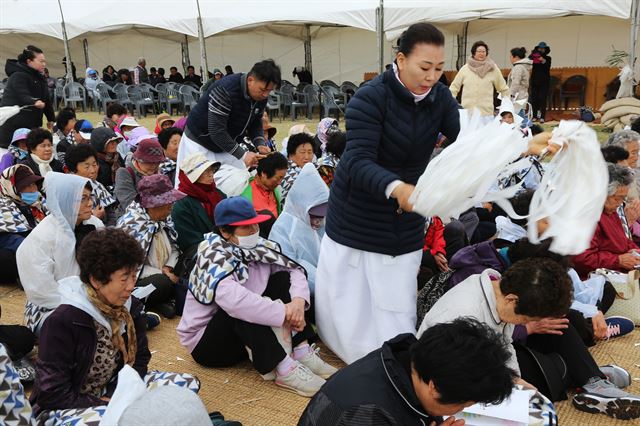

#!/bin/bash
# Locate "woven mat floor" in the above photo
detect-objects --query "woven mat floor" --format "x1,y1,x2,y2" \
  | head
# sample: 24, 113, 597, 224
1, 284, 637, 426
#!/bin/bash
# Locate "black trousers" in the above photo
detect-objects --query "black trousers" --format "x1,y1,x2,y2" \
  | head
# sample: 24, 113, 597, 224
568, 281, 618, 346
0, 324, 35, 360
136, 273, 175, 310
0, 249, 19, 284
418, 220, 468, 288
530, 83, 550, 120
191, 271, 315, 374
524, 322, 604, 388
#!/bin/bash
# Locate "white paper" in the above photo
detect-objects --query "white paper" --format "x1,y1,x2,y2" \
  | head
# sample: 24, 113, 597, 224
456, 388, 529, 426
100, 365, 147, 425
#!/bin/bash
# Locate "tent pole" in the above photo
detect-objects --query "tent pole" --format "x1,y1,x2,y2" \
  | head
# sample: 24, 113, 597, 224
182, 35, 191, 74
630, 0, 639, 74
196, 0, 209, 80
83, 38, 89, 69
377, 0, 384, 74
304, 24, 312, 75
456, 22, 469, 70
57, 0, 73, 84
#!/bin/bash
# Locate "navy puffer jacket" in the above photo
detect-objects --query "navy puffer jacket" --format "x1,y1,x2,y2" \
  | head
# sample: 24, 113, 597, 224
325, 68, 460, 256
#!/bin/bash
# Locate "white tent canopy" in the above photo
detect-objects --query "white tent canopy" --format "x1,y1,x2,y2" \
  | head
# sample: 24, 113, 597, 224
0, 1, 636, 83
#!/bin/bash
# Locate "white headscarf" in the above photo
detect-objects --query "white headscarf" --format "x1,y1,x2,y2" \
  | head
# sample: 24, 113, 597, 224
43, 172, 89, 235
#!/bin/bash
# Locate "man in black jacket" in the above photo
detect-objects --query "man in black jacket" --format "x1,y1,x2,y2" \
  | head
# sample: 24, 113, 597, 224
299, 318, 515, 425
0, 46, 55, 148
176, 59, 281, 178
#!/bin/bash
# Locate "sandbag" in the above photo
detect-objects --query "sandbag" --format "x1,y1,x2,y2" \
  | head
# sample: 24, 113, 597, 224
599, 97, 640, 113
603, 118, 619, 129
620, 114, 639, 125
601, 105, 640, 124
614, 123, 624, 132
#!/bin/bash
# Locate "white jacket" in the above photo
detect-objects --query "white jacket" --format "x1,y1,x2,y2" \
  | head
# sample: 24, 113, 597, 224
449, 64, 510, 116
269, 163, 329, 293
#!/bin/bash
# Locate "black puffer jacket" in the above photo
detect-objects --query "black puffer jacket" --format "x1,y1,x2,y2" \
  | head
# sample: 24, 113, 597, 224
299, 333, 441, 425
0, 60, 55, 147
325, 68, 460, 256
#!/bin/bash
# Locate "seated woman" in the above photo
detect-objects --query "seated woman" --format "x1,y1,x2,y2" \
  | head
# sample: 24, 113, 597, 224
417, 258, 640, 420
0, 128, 30, 172
66, 144, 118, 226
31, 228, 199, 425
316, 130, 346, 187
154, 113, 175, 135
18, 128, 63, 177
17, 172, 103, 333
158, 127, 182, 183
573, 163, 639, 278
313, 118, 339, 159
241, 153, 288, 237
0, 165, 47, 284
90, 127, 123, 190
280, 133, 315, 202
114, 138, 165, 217
269, 164, 328, 295
177, 197, 337, 397
172, 153, 224, 252
117, 174, 184, 319
52, 107, 76, 164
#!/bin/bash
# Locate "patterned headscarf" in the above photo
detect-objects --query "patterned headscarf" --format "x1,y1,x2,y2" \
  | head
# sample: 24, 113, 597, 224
316, 118, 338, 152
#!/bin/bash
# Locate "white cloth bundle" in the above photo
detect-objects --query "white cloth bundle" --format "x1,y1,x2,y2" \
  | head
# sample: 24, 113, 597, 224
616, 65, 636, 99
527, 120, 607, 255
410, 110, 528, 220
0, 105, 21, 126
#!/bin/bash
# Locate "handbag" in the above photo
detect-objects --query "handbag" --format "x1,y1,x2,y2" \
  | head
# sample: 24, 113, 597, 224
592, 268, 640, 325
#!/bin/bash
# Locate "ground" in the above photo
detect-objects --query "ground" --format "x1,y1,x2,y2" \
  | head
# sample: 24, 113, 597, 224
2, 283, 638, 425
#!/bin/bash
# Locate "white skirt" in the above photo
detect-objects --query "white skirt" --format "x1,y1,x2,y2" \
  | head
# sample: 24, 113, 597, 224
315, 235, 421, 364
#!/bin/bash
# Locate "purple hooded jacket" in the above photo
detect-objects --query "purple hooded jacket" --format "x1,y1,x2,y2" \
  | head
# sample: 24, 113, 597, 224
30, 297, 150, 415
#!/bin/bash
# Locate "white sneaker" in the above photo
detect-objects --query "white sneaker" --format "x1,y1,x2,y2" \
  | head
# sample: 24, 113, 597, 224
275, 362, 325, 397
297, 344, 338, 379
246, 325, 293, 381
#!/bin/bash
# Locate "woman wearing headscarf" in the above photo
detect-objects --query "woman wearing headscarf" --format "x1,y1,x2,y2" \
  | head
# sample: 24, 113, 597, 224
0, 164, 47, 284
0, 45, 55, 148
17, 172, 103, 333
84, 67, 102, 102
269, 164, 328, 295
172, 153, 224, 252
316, 130, 346, 187
0, 128, 30, 172
313, 118, 338, 159
18, 128, 63, 177
449, 41, 510, 117
117, 174, 185, 319
177, 197, 336, 397
31, 229, 199, 426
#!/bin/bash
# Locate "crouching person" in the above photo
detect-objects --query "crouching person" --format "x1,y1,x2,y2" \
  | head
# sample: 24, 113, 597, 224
299, 317, 515, 425
178, 197, 337, 397
31, 229, 199, 425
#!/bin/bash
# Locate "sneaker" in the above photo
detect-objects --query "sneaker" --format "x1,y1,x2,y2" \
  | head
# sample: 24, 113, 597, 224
297, 344, 338, 379
275, 362, 325, 397
154, 301, 176, 319
573, 377, 640, 420
600, 365, 632, 389
605, 316, 635, 339
146, 312, 161, 330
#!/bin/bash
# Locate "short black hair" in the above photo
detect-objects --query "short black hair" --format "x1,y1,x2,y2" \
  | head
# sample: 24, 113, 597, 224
286, 132, 315, 157
508, 238, 570, 269
150, 67, 157, 73
249, 59, 282, 88
510, 189, 534, 227
256, 152, 288, 178
500, 258, 573, 318
471, 41, 489, 56
77, 228, 145, 285
55, 107, 76, 131
158, 127, 183, 150
25, 128, 52, 152
187, 65, 195, 71
412, 317, 515, 405
117, 68, 130, 78
225, 65, 234, 74
632, 116, 640, 133
602, 145, 630, 164
158, 67, 165, 76
18, 45, 43, 63
106, 103, 127, 118
397, 23, 445, 56
65, 144, 98, 173
510, 47, 526, 59
170, 66, 178, 71
326, 130, 347, 158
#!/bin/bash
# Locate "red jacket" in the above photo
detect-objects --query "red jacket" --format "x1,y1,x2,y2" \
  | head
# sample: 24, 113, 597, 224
573, 210, 639, 278
423, 217, 446, 256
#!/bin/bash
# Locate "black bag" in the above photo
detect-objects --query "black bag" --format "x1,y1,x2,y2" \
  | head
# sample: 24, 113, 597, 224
514, 342, 569, 402
174, 244, 199, 316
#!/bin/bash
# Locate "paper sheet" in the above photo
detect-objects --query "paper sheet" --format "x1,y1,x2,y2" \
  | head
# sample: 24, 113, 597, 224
453, 388, 530, 426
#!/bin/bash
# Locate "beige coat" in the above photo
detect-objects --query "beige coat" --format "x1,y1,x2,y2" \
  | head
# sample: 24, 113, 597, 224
507, 59, 533, 101
450, 64, 510, 116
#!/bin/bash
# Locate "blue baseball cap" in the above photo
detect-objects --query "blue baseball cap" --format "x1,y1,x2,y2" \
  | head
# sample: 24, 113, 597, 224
214, 197, 272, 226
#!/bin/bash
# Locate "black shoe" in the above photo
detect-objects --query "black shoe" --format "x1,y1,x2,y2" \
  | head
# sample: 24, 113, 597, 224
146, 312, 161, 330
154, 301, 176, 319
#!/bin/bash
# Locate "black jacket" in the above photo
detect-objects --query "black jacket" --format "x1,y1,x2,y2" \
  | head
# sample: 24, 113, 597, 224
18, 155, 64, 177
529, 54, 552, 86
299, 334, 441, 426
325, 69, 460, 256
185, 73, 267, 160
0, 60, 55, 147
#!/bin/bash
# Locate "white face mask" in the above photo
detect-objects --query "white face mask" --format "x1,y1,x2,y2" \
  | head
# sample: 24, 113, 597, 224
123, 130, 132, 140
236, 232, 260, 249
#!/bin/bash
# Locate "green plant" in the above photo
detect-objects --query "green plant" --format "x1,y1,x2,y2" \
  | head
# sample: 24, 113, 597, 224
606, 47, 629, 67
